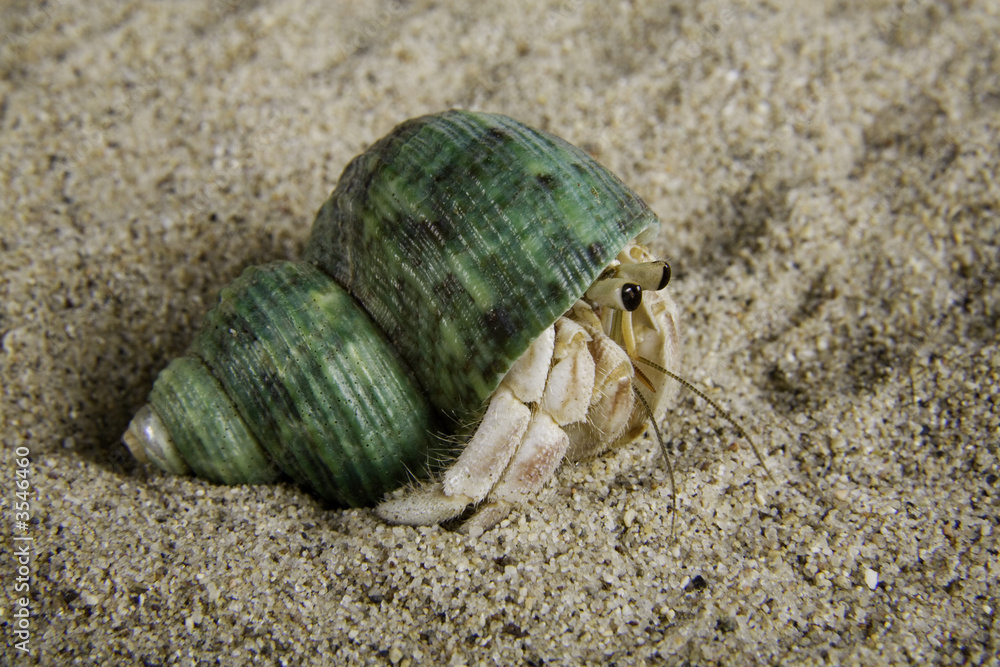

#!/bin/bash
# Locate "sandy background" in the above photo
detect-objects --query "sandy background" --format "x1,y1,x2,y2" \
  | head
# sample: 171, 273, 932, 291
2, 0, 998, 664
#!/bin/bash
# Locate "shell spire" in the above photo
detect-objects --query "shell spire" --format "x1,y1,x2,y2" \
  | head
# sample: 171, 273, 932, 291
123, 262, 437, 507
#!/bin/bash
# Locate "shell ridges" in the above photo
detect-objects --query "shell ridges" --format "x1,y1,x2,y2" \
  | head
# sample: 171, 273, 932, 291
306, 110, 660, 419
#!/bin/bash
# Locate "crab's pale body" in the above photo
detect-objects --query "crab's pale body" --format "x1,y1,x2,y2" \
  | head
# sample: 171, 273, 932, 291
377, 243, 681, 531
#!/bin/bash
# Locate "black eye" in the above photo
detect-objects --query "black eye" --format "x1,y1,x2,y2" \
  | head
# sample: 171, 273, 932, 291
658, 262, 671, 290
621, 283, 642, 311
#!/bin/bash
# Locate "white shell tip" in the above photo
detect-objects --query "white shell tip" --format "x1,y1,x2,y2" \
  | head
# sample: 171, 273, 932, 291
122, 404, 191, 476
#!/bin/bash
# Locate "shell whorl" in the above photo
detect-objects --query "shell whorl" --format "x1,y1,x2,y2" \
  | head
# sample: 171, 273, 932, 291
306, 110, 660, 419
125, 262, 436, 507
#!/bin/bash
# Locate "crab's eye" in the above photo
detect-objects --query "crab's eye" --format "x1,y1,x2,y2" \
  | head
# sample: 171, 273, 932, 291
621, 283, 642, 311
657, 262, 670, 290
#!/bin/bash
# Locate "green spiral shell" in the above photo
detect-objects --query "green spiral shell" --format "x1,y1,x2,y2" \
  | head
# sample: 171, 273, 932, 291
306, 110, 659, 419
125, 110, 661, 507
133, 262, 436, 507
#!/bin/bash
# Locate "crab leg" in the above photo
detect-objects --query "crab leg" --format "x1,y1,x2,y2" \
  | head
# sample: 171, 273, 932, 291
459, 411, 568, 534
374, 386, 531, 525
564, 302, 637, 460
375, 326, 556, 525
459, 318, 595, 532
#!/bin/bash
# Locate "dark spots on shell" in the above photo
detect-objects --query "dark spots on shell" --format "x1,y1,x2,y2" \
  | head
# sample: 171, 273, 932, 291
546, 280, 567, 303
535, 172, 558, 191
258, 363, 303, 425
408, 216, 460, 249
482, 307, 519, 341
479, 150, 515, 182
433, 273, 464, 307
368, 117, 427, 168
587, 241, 606, 265
432, 159, 459, 184
485, 356, 510, 385
476, 255, 520, 308
395, 218, 424, 267
477, 253, 507, 282
484, 126, 512, 144
397, 213, 466, 266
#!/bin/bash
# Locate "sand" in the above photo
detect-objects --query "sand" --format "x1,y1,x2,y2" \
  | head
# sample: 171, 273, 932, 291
2, 0, 998, 664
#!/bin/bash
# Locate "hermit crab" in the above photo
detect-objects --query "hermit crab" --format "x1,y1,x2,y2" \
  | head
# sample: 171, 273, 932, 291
124, 110, 706, 531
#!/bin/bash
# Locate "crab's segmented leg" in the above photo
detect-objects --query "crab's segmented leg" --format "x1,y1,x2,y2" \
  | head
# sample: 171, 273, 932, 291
564, 302, 637, 460
459, 410, 568, 534
459, 318, 595, 532
375, 316, 599, 529
373, 385, 531, 525
375, 325, 558, 525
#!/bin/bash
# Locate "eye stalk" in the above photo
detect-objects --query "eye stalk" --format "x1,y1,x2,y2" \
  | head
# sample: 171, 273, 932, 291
584, 260, 670, 312
585, 278, 643, 311
618, 260, 670, 291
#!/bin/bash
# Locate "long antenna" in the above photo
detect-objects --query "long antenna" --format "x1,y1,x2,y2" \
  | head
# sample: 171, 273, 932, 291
633, 385, 677, 538
637, 357, 775, 483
